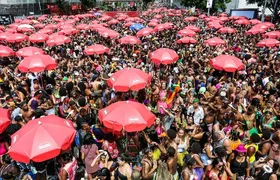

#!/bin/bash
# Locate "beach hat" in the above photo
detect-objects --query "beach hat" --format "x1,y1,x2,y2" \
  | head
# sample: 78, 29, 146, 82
235, 144, 247, 153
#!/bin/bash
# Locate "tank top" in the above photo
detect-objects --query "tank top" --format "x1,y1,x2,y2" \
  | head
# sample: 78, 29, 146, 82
178, 137, 187, 153
230, 157, 247, 176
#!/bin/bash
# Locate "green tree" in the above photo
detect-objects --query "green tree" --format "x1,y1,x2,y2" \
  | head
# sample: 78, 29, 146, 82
56, 0, 70, 15
246, 0, 280, 22
181, 0, 231, 13
80, 0, 96, 10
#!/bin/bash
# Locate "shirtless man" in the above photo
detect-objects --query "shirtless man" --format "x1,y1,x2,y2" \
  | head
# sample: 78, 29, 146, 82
242, 106, 257, 136
167, 147, 178, 179
203, 105, 216, 132
20, 101, 34, 122
186, 69, 195, 85
217, 100, 232, 122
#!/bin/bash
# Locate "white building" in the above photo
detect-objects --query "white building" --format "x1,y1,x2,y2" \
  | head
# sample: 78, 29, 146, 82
226, 0, 272, 15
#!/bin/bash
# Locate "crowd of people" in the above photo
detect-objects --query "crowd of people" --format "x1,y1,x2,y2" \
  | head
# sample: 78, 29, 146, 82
0, 4, 279, 180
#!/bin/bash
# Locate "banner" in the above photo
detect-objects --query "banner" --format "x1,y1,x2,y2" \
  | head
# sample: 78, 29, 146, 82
104, 11, 139, 17
72, 4, 81, 10
206, 0, 213, 8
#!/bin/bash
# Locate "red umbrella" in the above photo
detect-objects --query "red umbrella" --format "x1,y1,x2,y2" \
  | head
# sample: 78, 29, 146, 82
17, 24, 34, 33
119, 36, 141, 45
246, 28, 266, 35
0, 45, 15, 57
252, 23, 270, 30
208, 22, 223, 29
154, 15, 162, 19
29, 33, 48, 43
124, 22, 135, 27
150, 48, 179, 64
199, 14, 207, 18
0, 26, 4, 31
18, 55, 57, 72
108, 19, 119, 25
107, 68, 152, 92
58, 28, 78, 36
99, 29, 119, 39
98, 101, 155, 132
148, 22, 158, 27
150, 19, 159, 23
84, 44, 110, 55
9, 23, 20, 28
46, 35, 71, 46
9, 115, 75, 163
38, 16, 47, 21
45, 24, 58, 29
184, 17, 197, 22
219, 17, 229, 22
6, 28, 17, 33
16, 47, 45, 57
177, 29, 196, 37
37, 28, 53, 34
210, 55, 244, 72
136, 27, 154, 37
250, 19, 261, 25
204, 37, 225, 46
218, 27, 236, 34
263, 31, 280, 39
0, 32, 13, 41
34, 24, 45, 29
257, 38, 280, 47
21, 19, 33, 24
184, 26, 200, 32
76, 24, 91, 30
263, 22, 275, 28
209, 19, 224, 24
154, 24, 171, 31
0, 108, 11, 134
235, 19, 250, 25
177, 37, 197, 44
6, 33, 27, 43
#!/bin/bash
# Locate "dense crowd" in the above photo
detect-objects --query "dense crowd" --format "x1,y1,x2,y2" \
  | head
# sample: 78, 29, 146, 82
0, 4, 279, 180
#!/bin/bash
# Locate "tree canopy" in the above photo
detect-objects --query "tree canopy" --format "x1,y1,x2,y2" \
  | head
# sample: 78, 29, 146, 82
180, 0, 231, 13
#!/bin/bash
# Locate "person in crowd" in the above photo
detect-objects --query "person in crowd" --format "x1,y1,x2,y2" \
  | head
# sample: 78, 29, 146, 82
0, 5, 280, 180
81, 133, 100, 180
113, 153, 132, 180
58, 153, 78, 180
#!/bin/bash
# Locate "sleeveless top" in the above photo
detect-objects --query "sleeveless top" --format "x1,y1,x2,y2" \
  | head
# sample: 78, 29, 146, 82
59, 158, 78, 180
230, 157, 247, 176
178, 137, 187, 153
114, 168, 128, 180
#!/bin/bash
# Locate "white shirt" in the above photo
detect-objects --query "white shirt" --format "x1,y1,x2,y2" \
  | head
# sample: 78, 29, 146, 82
187, 105, 204, 125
